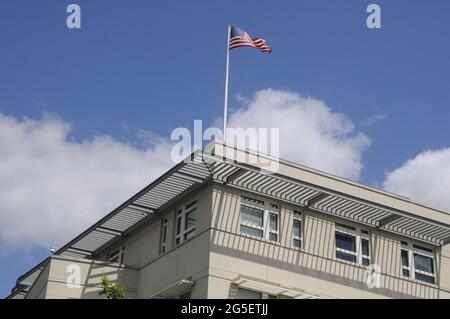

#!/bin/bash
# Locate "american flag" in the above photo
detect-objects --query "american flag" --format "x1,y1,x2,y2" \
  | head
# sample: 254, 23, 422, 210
229, 26, 272, 54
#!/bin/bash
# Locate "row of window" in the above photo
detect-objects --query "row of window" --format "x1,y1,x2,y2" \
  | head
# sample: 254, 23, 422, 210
109, 195, 436, 286
400, 241, 435, 284
160, 201, 197, 253
239, 196, 304, 249
335, 223, 370, 266
107, 201, 198, 262
238, 196, 436, 285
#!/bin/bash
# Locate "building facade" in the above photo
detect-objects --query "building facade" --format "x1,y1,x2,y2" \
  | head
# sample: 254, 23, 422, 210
8, 143, 450, 299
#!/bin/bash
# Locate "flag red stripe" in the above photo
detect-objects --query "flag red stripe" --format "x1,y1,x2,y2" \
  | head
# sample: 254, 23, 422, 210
229, 29, 271, 54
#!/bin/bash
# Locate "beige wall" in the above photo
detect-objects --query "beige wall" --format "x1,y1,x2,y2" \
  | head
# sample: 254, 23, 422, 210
137, 230, 210, 298
35, 255, 138, 299
438, 244, 450, 292
208, 185, 445, 299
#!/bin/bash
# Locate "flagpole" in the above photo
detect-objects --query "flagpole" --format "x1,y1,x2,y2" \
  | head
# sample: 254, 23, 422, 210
223, 25, 231, 143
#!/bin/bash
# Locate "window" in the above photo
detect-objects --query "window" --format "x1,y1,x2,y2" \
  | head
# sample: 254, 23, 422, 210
238, 288, 278, 299
184, 208, 196, 240
401, 249, 410, 277
401, 242, 435, 284
240, 205, 264, 238
238, 288, 262, 299
336, 232, 356, 262
176, 210, 182, 245
108, 246, 124, 264
239, 197, 279, 242
179, 291, 191, 299
292, 211, 302, 249
160, 218, 168, 254
268, 210, 279, 241
335, 223, 370, 266
175, 201, 197, 245
361, 239, 370, 266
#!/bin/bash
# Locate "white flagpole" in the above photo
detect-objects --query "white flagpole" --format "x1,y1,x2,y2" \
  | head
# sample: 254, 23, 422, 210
223, 25, 231, 143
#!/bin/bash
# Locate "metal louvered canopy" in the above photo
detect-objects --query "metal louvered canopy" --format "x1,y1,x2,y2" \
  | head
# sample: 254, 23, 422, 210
205, 153, 450, 246
55, 156, 212, 259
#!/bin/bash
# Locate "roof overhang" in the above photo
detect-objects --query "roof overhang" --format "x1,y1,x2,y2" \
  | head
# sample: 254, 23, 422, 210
149, 279, 195, 299
232, 276, 319, 299
205, 153, 450, 245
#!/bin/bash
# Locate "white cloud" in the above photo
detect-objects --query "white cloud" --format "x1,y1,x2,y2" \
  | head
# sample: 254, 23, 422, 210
227, 89, 371, 180
0, 113, 173, 253
0, 89, 373, 253
362, 110, 389, 126
383, 148, 450, 212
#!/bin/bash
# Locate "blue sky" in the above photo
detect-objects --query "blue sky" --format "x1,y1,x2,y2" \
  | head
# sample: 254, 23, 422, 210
1, 0, 450, 298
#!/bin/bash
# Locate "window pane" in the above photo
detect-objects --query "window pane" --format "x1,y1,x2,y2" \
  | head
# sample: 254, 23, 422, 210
180, 291, 191, 299
184, 229, 195, 240
401, 250, 409, 267
162, 223, 167, 243
293, 220, 301, 238
293, 239, 301, 248
109, 249, 119, 257
413, 245, 433, 253
361, 239, 369, 256
414, 254, 434, 274
238, 289, 262, 299
269, 233, 277, 241
269, 213, 278, 231
336, 251, 356, 263
402, 269, 410, 277
185, 209, 196, 230
109, 256, 119, 263
186, 201, 196, 210
176, 216, 182, 235
242, 196, 264, 206
109, 249, 119, 262
415, 272, 435, 284
240, 225, 263, 238
335, 232, 356, 252
240, 206, 263, 226
362, 258, 370, 266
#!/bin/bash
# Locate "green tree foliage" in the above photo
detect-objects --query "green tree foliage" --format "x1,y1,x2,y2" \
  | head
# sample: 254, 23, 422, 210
99, 276, 125, 299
